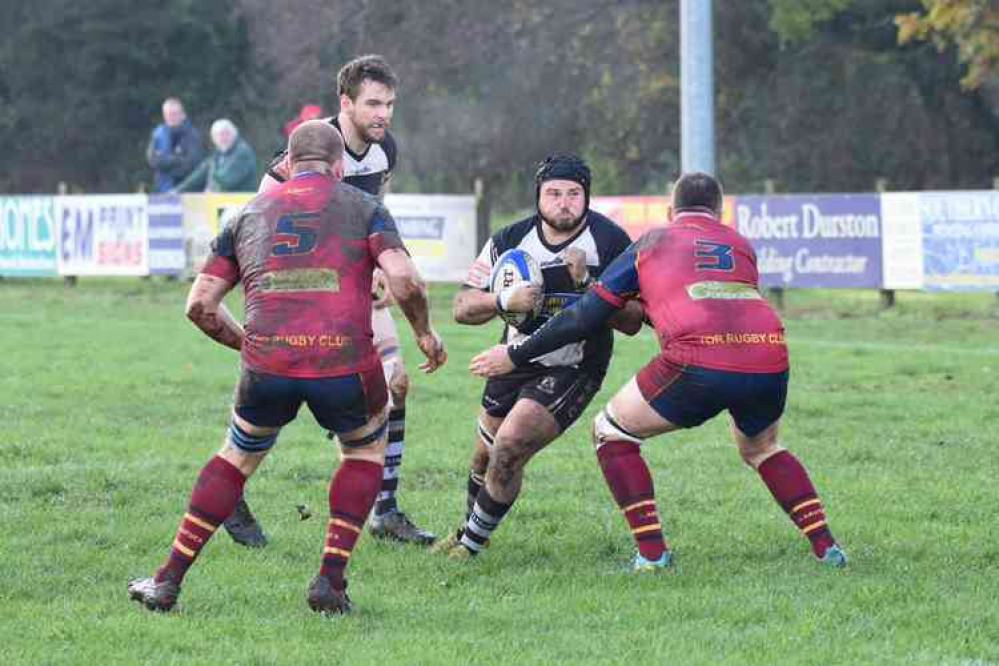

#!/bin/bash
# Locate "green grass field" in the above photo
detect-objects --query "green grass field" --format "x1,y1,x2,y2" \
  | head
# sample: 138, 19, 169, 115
2, 280, 997, 665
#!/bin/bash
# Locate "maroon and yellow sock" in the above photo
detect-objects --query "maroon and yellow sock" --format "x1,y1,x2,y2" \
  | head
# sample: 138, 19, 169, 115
596, 441, 668, 561
156, 455, 246, 584
319, 459, 383, 590
757, 450, 836, 558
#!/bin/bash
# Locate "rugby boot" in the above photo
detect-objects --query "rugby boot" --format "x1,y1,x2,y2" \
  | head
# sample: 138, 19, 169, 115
306, 576, 351, 615
368, 510, 436, 545
819, 544, 848, 568
429, 528, 463, 554
631, 550, 673, 573
223, 497, 268, 548
127, 575, 180, 612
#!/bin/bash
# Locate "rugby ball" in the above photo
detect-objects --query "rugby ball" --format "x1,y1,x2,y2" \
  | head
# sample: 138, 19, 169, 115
490, 248, 543, 329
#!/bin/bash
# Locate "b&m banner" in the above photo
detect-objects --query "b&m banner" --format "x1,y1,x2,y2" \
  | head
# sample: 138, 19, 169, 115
57, 195, 148, 276
385, 194, 477, 282
918, 190, 999, 291
0, 196, 58, 276
147, 194, 185, 275
732, 194, 883, 288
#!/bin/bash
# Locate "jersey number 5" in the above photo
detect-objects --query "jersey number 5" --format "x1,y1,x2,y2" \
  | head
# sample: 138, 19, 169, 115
272, 213, 320, 256
694, 240, 734, 271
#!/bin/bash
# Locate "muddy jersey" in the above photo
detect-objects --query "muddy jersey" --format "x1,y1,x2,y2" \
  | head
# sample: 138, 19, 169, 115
266, 116, 397, 196
201, 172, 406, 378
594, 211, 788, 373
464, 212, 632, 374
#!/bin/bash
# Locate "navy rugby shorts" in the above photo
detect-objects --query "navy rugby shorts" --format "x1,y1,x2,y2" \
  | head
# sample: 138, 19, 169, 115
234, 364, 387, 436
481, 364, 603, 432
635, 356, 788, 437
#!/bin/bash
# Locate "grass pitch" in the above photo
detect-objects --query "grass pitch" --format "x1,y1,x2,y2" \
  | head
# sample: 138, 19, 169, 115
1, 280, 997, 665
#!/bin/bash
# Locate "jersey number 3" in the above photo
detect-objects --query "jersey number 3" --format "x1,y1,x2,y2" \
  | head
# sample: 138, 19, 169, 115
272, 213, 320, 256
694, 240, 734, 271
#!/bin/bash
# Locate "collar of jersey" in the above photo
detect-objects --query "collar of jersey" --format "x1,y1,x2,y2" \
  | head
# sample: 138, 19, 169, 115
533, 213, 591, 253
331, 115, 376, 162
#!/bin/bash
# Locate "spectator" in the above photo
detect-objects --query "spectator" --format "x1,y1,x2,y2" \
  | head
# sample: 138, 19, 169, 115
282, 103, 324, 139
175, 119, 258, 193
146, 98, 205, 193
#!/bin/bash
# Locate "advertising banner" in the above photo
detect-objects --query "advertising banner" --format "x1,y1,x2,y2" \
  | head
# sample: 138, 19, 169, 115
147, 194, 185, 275
918, 190, 999, 291
733, 194, 882, 288
880, 192, 925, 290
0, 196, 58, 276
384, 194, 477, 282
590, 195, 737, 240
57, 195, 148, 276
180, 193, 254, 275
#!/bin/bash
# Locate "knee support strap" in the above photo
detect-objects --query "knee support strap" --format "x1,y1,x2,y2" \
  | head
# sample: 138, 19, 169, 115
228, 420, 279, 453
334, 418, 388, 448
592, 406, 644, 449
477, 419, 497, 449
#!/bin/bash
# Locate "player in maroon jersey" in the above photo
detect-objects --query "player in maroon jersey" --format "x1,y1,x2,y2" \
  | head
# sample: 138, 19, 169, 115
470, 172, 846, 572
127, 120, 446, 614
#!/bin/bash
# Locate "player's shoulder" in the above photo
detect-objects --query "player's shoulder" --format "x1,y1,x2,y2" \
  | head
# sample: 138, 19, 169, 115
491, 215, 537, 254
589, 210, 631, 241
380, 130, 398, 170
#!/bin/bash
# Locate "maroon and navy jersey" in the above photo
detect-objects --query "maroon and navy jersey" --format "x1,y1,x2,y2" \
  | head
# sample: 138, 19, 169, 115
593, 211, 788, 373
201, 172, 406, 378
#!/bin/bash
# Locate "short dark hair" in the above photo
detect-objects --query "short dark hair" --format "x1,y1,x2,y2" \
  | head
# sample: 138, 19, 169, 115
671, 172, 723, 213
337, 55, 398, 100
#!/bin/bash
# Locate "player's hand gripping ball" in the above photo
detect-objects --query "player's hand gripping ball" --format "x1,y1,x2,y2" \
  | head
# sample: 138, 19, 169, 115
491, 248, 543, 330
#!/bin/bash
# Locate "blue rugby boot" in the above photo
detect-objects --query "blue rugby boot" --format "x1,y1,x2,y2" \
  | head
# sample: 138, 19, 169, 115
819, 544, 848, 568
631, 550, 673, 573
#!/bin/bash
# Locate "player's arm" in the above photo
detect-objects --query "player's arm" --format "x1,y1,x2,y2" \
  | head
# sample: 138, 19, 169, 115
184, 274, 243, 350
607, 300, 644, 335
377, 248, 446, 372
469, 247, 639, 376
370, 206, 446, 372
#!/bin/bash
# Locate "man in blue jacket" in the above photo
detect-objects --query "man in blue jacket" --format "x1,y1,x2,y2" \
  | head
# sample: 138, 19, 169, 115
146, 97, 205, 193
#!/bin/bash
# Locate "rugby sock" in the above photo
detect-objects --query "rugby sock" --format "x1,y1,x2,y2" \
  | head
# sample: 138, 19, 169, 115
374, 408, 405, 517
460, 488, 511, 553
464, 470, 485, 525
756, 450, 836, 558
320, 459, 383, 590
156, 455, 246, 584
596, 441, 667, 561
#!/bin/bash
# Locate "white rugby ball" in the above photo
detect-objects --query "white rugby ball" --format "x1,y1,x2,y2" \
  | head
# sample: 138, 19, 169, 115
490, 248, 543, 329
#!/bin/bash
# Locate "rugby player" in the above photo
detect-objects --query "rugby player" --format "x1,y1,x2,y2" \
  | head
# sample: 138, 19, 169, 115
229, 54, 436, 546
470, 172, 847, 571
127, 120, 447, 614
436, 155, 644, 558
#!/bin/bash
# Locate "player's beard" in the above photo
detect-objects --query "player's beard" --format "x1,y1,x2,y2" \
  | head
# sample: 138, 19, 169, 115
358, 121, 387, 144
541, 208, 586, 232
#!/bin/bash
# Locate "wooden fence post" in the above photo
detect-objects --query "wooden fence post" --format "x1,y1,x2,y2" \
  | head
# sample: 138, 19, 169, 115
474, 176, 492, 252
57, 182, 77, 287
876, 178, 894, 308
763, 178, 784, 310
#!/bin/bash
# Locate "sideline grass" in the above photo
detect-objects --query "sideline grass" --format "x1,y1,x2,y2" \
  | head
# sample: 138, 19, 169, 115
1, 280, 997, 665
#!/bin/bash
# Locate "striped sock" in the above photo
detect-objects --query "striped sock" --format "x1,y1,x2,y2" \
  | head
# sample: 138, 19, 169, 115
757, 450, 836, 558
464, 470, 485, 526
460, 488, 511, 553
375, 408, 406, 517
156, 455, 246, 584
320, 459, 383, 590
596, 441, 667, 561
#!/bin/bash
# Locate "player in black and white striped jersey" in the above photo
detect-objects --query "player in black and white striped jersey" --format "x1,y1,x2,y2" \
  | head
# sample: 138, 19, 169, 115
231, 55, 435, 547
436, 155, 645, 558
